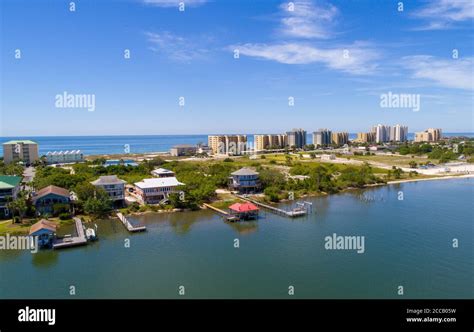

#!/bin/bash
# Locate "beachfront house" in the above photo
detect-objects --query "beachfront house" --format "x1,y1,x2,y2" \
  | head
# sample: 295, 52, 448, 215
197, 144, 212, 155
29, 219, 57, 248
228, 202, 259, 220
134, 177, 184, 204
46, 150, 84, 164
0, 175, 22, 219
91, 175, 126, 203
228, 168, 261, 194
170, 144, 197, 157
151, 168, 175, 178
32, 185, 71, 216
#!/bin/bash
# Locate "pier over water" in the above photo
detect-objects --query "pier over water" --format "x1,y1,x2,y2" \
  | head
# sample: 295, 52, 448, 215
52, 217, 88, 249
116, 213, 147, 232
235, 195, 309, 218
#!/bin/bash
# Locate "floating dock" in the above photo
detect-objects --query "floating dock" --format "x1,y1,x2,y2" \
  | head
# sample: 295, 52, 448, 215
235, 195, 308, 218
52, 217, 88, 249
116, 213, 147, 232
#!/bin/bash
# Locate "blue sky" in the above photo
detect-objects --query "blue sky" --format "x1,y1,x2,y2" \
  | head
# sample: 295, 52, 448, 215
1, 0, 473, 136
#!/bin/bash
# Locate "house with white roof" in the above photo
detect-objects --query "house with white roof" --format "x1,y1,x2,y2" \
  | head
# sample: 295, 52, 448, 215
151, 168, 175, 178
46, 150, 84, 164
134, 177, 184, 204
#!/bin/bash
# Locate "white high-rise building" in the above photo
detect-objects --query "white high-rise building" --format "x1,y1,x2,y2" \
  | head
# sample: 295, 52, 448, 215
372, 124, 407, 143
392, 124, 408, 142
372, 124, 391, 143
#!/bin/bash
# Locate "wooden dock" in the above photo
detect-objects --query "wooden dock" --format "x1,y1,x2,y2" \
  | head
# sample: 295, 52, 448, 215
203, 203, 239, 221
236, 195, 308, 218
52, 217, 88, 249
116, 213, 147, 232
203, 203, 229, 216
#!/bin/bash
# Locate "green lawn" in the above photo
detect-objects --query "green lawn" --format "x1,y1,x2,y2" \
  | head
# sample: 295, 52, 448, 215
0, 220, 32, 235
0, 218, 74, 236
210, 196, 240, 210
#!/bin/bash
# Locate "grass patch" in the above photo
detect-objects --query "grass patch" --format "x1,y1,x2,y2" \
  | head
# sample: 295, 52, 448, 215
0, 217, 76, 236
348, 154, 430, 167
210, 197, 240, 210
0, 220, 31, 235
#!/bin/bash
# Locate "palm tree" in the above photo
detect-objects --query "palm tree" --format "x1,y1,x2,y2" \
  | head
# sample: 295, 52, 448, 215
7, 192, 28, 223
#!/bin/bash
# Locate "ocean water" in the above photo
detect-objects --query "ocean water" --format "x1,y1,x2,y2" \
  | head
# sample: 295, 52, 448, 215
1, 133, 472, 157
0, 178, 472, 299
0, 135, 209, 157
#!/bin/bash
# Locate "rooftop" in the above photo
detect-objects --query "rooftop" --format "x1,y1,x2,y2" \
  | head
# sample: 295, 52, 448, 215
29, 219, 57, 235
91, 175, 126, 186
0, 175, 22, 189
151, 168, 175, 175
172, 144, 196, 148
135, 177, 184, 189
3, 140, 38, 145
46, 150, 82, 155
229, 202, 259, 212
33, 185, 70, 201
231, 168, 259, 176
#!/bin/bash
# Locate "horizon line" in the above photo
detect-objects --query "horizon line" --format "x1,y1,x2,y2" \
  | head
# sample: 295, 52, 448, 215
1, 132, 474, 138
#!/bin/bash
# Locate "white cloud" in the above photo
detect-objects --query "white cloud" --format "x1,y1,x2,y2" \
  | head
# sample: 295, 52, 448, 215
278, 0, 338, 39
145, 31, 208, 62
143, 0, 208, 7
233, 42, 379, 75
403, 56, 474, 90
412, 0, 474, 30
228, 1, 380, 75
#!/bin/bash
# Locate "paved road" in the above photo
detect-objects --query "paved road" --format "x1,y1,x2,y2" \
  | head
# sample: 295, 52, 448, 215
22, 166, 35, 191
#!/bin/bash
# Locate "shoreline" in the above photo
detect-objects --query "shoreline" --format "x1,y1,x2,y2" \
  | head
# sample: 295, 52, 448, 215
121, 174, 474, 218
1, 174, 471, 236
387, 173, 474, 185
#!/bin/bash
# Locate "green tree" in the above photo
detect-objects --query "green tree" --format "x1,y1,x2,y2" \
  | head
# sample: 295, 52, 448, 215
7, 192, 28, 223
145, 157, 165, 169
83, 189, 112, 218
259, 168, 286, 189
264, 186, 280, 202
0, 161, 24, 176
310, 165, 337, 193
408, 161, 417, 168
393, 168, 402, 179
53, 203, 70, 217
74, 182, 97, 202
91, 158, 106, 165
168, 192, 187, 209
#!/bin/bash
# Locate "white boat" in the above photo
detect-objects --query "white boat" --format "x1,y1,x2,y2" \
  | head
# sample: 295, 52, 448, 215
85, 228, 97, 241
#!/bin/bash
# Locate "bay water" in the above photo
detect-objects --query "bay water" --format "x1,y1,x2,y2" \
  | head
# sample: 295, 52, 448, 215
0, 178, 472, 299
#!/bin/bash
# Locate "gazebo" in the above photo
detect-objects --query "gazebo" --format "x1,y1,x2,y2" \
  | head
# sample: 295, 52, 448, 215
228, 202, 259, 221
